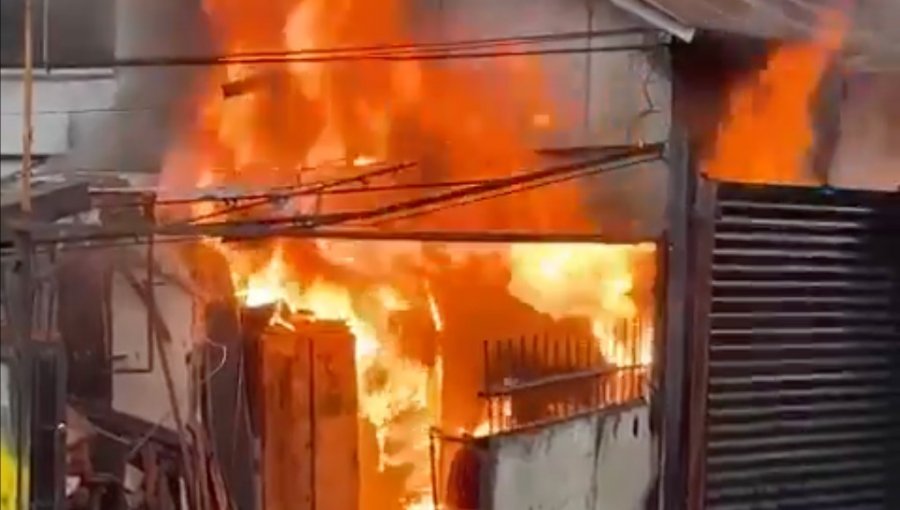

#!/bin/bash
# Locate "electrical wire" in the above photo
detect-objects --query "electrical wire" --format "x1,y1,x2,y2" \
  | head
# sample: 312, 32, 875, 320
96, 179, 494, 210
180, 161, 416, 223
208, 27, 655, 59
18, 146, 663, 250
122, 339, 228, 460
35, 28, 660, 70
37, 43, 658, 70
366, 153, 663, 226
307, 145, 663, 228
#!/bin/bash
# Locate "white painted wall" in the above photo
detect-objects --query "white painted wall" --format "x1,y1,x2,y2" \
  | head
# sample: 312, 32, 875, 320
487, 405, 654, 510
109, 265, 194, 430
0, 71, 117, 160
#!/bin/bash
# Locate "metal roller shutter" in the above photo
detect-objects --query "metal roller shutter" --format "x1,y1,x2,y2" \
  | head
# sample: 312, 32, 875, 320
687, 181, 900, 510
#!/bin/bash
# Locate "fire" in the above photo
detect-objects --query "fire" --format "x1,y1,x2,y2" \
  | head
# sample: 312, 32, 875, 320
165, 0, 656, 508
352, 155, 379, 167
508, 243, 655, 367
426, 285, 443, 332
705, 11, 848, 184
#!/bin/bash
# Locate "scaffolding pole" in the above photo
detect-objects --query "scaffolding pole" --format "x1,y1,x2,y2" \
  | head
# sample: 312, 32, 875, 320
21, 0, 34, 213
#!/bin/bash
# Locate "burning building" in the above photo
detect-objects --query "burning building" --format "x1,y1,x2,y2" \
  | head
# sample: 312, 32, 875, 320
0, 1, 897, 510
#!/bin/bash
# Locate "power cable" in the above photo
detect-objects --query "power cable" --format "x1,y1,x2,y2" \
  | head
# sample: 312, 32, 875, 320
306, 144, 663, 228
37, 43, 659, 70
33, 28, 660, 70
17, 146, 662, 246
180, 161, 416, 223
210, 27, 657, 59
364, 154, 663, 226
96, 179, 494, 209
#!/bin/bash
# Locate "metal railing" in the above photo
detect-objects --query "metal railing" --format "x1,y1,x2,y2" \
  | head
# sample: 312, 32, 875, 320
479, 319, 651, 433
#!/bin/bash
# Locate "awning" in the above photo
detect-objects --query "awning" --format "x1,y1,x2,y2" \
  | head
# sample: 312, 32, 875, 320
618, 0, 900, 70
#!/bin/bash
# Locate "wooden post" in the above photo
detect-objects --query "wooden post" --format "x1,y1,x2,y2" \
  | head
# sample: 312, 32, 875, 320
21, 0, 34, 213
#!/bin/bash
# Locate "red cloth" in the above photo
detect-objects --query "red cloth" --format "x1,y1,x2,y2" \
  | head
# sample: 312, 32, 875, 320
445, 444, 482, 510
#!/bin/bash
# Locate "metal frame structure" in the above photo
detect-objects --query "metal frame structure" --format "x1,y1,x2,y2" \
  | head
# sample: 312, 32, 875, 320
479, 319, 654, 434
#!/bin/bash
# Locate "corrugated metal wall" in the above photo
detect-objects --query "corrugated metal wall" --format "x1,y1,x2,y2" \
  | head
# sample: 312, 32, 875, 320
687, 181, 900, 509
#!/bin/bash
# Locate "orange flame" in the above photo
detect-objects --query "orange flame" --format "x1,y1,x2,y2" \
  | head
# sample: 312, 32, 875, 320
168, 1, 657, 508
508, 243, 655, 367
705, 12, 848, 184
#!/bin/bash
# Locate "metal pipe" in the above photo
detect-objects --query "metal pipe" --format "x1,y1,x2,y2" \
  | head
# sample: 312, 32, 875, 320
41, 0, 49, 68
21, 0, 34, 214
428, 430, 440, 510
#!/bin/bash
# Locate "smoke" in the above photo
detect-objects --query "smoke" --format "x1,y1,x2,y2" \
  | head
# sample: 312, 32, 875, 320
829, 72, 900, 190
48, 0, 215, 178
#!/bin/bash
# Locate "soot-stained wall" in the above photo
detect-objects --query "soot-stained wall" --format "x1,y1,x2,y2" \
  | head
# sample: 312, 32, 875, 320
485, 405, 654, 510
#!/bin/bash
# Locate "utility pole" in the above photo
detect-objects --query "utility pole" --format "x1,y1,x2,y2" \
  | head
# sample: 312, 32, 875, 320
21, 0, 35, 213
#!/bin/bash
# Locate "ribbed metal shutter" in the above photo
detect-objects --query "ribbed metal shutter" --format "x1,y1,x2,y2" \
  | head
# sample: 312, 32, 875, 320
689, 181, 900, 510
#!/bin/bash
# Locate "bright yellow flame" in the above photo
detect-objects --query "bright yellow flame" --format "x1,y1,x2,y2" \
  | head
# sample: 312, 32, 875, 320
223, 242, 436, 505
426, 286, 443, 332
532, 112, 552, 129
508, 243, 655, 368
352, 155, 379, 167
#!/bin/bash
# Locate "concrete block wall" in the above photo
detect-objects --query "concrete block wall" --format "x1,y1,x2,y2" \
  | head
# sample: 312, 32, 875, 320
485, 405, 654, 510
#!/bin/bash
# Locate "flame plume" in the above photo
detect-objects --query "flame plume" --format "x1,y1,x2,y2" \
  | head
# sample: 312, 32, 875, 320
164, 2, 657, 509
705, 11, 848, 184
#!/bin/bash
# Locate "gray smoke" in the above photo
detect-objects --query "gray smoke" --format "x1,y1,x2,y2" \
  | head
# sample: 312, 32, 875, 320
48, 0, 215, 179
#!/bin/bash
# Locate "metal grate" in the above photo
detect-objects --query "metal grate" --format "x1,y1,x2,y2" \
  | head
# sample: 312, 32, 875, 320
689, 181, 900, 510
480, 323, 651, 433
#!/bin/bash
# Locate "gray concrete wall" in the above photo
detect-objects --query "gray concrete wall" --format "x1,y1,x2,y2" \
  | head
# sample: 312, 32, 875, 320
0, 71, 117, 164
486, 405, 654, 510
829, 72, 900, 191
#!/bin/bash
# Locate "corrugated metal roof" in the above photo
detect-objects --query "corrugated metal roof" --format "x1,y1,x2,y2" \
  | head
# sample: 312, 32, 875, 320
642, 0, 900, 69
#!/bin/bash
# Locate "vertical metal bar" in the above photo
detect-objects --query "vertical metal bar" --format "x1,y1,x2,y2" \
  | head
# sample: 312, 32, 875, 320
146, 199, 156, 374
151, 275, 197, 508
16, 231, 34, 346
686, 179, 717, 510
429, 430, 439, 510
116, 199, 157, 374
483, 340, 493, 434
509, 337, 517, 381
552, 336, 561, 418
564, 336, 572, 416
41, 0, 49, 68
505, 337, 514, 382
308, 335, 317, 510
582, 0, 594, 136
632, 318, 639, 400
521, 335, 528, 381
21, 0, 34, 214
659, 83, 693, 510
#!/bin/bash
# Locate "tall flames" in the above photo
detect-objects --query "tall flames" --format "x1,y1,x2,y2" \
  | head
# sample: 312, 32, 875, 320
161, 1, 654, 509
705, 10, 848, 183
